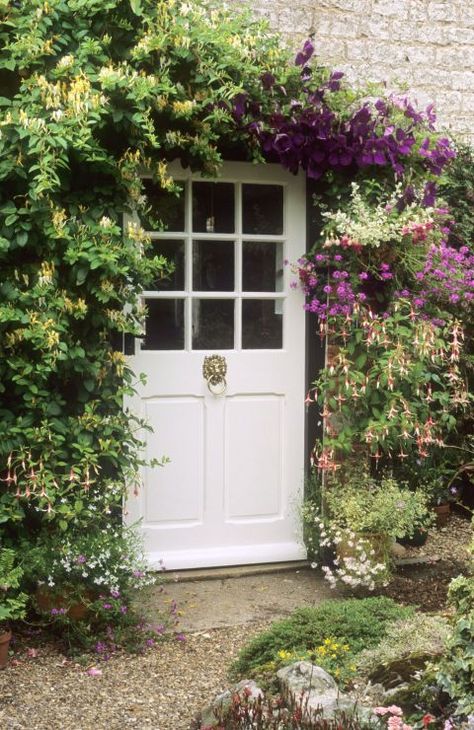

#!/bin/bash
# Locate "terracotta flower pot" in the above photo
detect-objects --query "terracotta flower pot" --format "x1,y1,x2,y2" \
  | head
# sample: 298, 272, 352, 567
36, 587, 93, 620
337, 532, 391, 564
434, 503, 451, 528
0, 628, 12, 669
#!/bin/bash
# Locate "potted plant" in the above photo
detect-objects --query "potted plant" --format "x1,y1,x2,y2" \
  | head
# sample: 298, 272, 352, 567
393, 453, 461, 528
325, 471, 434, 545
30, 525, 157, 622
0, 548, 28, 668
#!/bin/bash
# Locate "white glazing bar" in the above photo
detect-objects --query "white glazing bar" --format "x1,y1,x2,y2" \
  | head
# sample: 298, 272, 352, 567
235, 182, 242, 351
184, 180, 193, 351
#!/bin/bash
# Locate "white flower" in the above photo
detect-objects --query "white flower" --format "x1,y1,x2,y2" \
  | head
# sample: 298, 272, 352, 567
58, 55, 74, 69
99, 216, 113, 228
51, 109, 63, 122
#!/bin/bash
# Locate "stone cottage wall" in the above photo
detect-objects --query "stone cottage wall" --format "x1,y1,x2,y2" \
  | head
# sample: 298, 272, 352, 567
235, 0, 474, 142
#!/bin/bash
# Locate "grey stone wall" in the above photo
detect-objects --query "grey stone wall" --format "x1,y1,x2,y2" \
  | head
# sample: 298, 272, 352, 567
238, 0, 474, 141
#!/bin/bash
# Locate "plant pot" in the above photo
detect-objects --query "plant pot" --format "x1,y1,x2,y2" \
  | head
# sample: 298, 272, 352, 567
0, 628, 12, 669
337, 532, 391, 564
36, 587, 93, 620
398, 528, 429, 547
433, 503, 451, 528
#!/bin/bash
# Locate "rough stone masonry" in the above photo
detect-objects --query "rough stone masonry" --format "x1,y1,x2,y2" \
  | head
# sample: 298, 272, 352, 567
233, 0, 474, 142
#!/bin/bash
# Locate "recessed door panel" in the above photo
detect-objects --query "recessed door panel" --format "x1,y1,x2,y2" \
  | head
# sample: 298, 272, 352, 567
224, 396, 283, 521
143, 398, 204, 524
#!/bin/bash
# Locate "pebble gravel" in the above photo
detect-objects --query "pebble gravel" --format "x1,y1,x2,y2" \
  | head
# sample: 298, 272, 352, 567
0, 622, 269, 730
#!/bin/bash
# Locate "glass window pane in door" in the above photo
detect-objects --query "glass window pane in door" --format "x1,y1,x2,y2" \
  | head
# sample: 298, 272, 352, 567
142, 298, 184, 350
140, 180, 185, 232
149, 239, 185, 291
242, 184, 283, 235
193, 240, 234, 292
242, 241, 283, 292
192, 299, 234, 350
192, 182, 235, 233
242, 300, 283, 349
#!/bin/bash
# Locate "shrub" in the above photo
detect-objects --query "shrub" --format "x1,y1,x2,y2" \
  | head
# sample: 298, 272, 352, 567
232, 596, 413, 678
436, 572, 474, 716
356, 613, 450, 684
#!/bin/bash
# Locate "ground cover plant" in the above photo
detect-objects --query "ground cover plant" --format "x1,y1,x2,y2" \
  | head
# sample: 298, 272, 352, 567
232, 596, 413, 682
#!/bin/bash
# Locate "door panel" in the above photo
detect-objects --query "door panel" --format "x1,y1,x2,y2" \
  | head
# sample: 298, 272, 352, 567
224, 396, 283, 520
125, 162, 306, 569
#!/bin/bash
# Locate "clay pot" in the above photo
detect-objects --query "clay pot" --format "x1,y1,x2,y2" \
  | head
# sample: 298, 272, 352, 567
36, 587, 92, 620
337, 532, 391, 563
0, 628, 12, 669
434, 503, 451, 528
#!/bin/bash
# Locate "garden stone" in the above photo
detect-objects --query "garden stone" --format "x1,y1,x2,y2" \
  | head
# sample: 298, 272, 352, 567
198, 679, 264, 728
277, 661, 359, 718
390, 542, 408, 559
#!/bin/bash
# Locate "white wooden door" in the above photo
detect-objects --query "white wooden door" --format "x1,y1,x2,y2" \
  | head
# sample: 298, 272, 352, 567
125, 162, 307, 569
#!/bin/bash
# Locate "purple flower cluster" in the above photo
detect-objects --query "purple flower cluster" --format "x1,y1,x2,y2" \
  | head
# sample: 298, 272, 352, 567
234, 40, 455, 184
298, 252, 384, 319
410, 242, 474, 308
50, 607, 67, 616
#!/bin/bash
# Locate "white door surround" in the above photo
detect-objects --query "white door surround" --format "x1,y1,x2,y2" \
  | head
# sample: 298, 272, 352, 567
125, 162, 307, 570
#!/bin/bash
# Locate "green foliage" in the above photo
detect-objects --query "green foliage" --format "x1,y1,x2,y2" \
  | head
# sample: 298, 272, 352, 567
257, 638, 357, 689
312, 303, 467, 463
25, 523, 166, 653
0, 547, 28, 626
325, 471, 433, 539
0, 0, 294, 538
232, 596, 413, 678
356, 613, 450, 682
441, 142, 474, 251
436, 571, 474, 716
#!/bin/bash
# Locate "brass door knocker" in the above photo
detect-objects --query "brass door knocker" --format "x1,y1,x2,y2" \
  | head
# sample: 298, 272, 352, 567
202, 354, 227, 395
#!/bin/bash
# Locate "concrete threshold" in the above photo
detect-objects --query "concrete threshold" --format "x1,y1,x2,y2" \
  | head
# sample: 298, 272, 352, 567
163, 560, 310, 583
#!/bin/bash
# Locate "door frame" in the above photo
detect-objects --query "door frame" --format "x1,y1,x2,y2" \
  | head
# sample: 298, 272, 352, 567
124, 160, 319, 568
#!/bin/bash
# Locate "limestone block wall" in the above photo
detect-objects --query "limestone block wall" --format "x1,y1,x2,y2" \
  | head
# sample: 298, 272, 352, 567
236, 0, 474, 142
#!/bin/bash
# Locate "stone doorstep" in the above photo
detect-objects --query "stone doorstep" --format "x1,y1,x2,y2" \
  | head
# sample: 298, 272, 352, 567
161, 555, 439, 583
162, 560, 310, 583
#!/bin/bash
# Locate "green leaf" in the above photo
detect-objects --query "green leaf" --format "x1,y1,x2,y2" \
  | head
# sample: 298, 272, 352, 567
59, 520, 68, 531
129, 0, 143, 14
76, 267, 88, 285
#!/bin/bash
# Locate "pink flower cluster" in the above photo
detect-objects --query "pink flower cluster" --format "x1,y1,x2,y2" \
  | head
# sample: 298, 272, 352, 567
373, 706, 412, 730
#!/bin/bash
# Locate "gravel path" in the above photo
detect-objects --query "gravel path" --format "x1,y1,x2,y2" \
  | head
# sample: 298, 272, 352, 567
0, 622, 269, 730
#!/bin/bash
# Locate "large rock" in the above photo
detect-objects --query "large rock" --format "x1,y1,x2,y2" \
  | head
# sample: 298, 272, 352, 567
197, 679, 263, 728
277, 661, 359, 718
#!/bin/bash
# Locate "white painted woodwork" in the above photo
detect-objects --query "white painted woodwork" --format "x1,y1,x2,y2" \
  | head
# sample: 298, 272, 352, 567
125, 162, 307, 569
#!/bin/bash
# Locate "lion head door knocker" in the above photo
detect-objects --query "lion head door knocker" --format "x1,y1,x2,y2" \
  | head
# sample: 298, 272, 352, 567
202, 354, 227, 395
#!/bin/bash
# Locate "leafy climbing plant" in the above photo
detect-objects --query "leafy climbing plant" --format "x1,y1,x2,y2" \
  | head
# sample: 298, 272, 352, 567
0, 0, 296, 537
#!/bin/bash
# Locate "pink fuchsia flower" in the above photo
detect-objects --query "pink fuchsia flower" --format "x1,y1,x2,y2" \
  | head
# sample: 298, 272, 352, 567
176, 633, 186, 642
102, 603, 112, 610
110, 590, 120, 598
